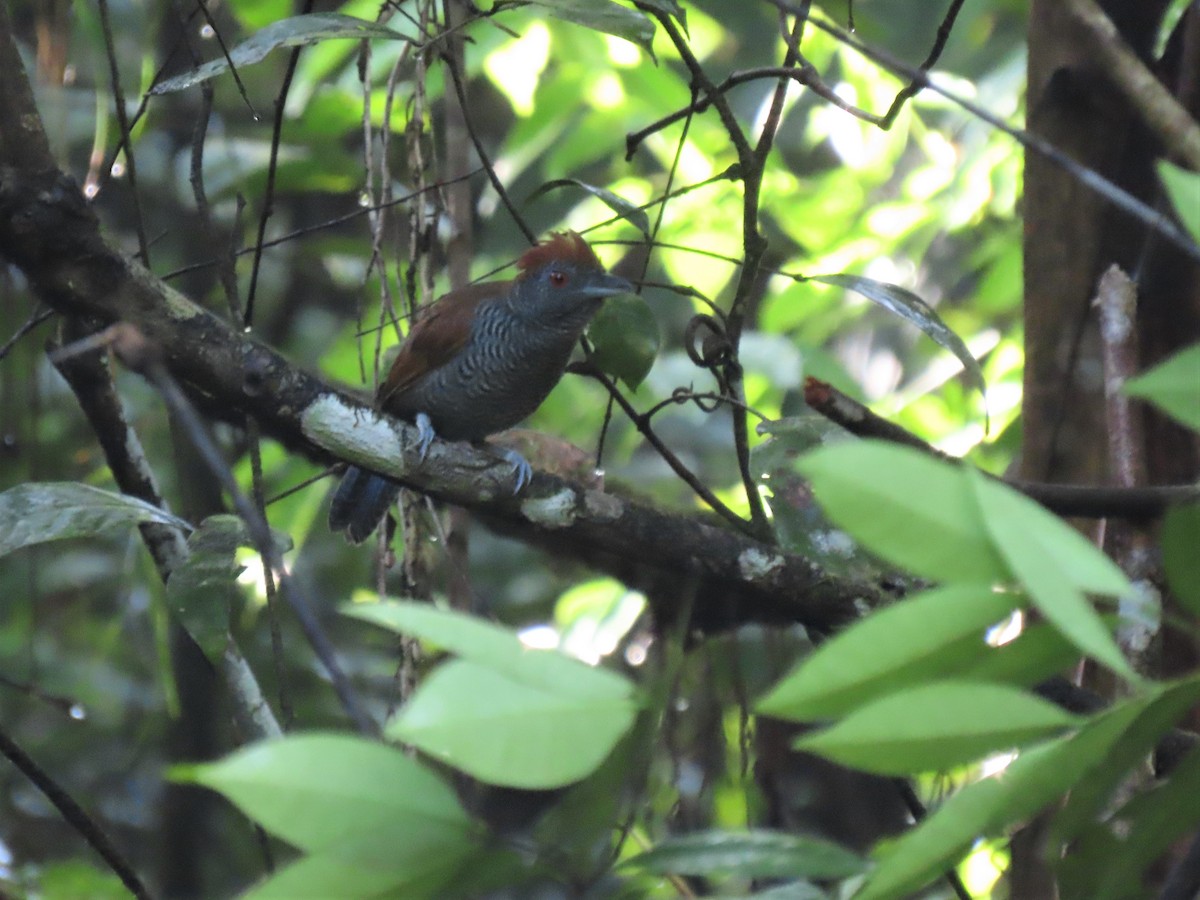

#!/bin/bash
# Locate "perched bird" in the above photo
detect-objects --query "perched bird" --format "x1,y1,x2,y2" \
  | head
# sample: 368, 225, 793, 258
329, 231, 632, 543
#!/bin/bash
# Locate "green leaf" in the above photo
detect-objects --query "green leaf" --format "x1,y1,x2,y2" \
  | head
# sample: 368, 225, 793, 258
175, 733, 471, 852
796, 442, 1008, 583
1162, 503, 1200, 614
243, 827, 481, 900
623, 829, 864, 880
757, 585, 1020, 720
813, 273, 988, 429
528, 179, 650, 234
1049, 676, 1200, 846
793, 681, 1079, 776
344, 601, 635, 701
857, 693, 1154, 899
958, 622, 1086, 687
150, 14, 413, 95
1159, 160, 1200, 244
588, 293, 661, 389
1124, 342, 1200, 432
33, 861, 129, 900
165, 515, 247, 664
634, 0, 687, 34
967, 468, 1137, 681
1060, 744, 1200, 900
528, 0, 656, 56
387, 658, 637, 788
0, 482, 190, 557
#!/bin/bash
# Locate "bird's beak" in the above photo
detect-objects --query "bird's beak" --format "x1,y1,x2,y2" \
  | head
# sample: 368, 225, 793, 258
588, 272, 634, 299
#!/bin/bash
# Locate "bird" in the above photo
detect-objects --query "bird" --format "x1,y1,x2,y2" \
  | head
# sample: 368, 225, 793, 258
329, 231, 632, 543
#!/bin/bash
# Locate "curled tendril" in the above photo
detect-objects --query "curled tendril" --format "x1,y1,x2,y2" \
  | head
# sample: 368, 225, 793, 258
672, 385, 722, 413
684, 314, 733, 370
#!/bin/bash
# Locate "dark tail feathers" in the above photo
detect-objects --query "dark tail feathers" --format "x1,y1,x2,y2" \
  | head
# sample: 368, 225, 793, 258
328, 466, 401, 543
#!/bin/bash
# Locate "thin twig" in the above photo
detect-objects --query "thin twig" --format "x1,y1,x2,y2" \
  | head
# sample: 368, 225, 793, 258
96, 0, 149, 263
244, 0, 317, 328
786, 6, 1200, 262
1066, 0, 1200, 171
0, 305, 54, 362
440, 48, 536, 245
160, 169, 483, 282
0, 726, 153, 899
579, 358, 757, 537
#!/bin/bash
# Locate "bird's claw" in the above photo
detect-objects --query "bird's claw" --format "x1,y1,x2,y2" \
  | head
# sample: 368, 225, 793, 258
414, 412, 436, 460
499, 448, 533, 494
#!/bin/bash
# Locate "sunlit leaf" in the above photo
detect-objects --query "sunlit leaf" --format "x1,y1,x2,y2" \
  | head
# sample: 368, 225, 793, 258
388, 658, 637, 788
792, 681, 1079, 776
1159, 160, 1200, 243
796, 441, 1008, 583
344, 601, 634, 701
757, 585, 1020, 720
0, 482, 190, 557
813, 273, 988, 429
175, 733, 471, 852
967, 469, 1137, 681
151, 14, 413, 94
1124, 342, 1200, 432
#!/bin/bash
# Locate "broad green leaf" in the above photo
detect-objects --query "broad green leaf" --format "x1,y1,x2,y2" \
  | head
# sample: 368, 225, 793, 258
150, 14, 412, 95
858, 694, 1154, 900
1059, 744, 1200, 900
0, 482, 190, 557
1124, 342, 1200, 432
796, 442, 1008, 583
1159, 160, 1200, 243
813, 273, 988, 428
588, 293, 660, 389
244, 826, 481, 900
1162, 503, 1200, 614
757, 585, 1019, 720
529, 0, 656, 56
958, 622, 1086, 687
623, 829, 864, 880
165, 515, 247, 664
175, 733, 471, 852
528, 179, 650, 234
1050, 676, 1200, 846
792, 682, 1078, 776
968, 469, 1137, 681
388, 658, 636, 788
345, 601, 635, 701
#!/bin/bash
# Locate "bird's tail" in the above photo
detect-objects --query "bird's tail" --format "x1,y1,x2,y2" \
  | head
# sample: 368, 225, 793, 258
328, 466, 400, 543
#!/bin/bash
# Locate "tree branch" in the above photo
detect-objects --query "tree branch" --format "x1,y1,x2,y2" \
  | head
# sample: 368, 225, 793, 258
0, 165, 878, 634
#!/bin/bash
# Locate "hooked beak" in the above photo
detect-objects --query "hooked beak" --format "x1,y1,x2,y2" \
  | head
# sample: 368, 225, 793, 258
587, 272, 634, 300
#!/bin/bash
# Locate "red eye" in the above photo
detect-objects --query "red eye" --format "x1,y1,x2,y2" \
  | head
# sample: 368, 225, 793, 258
548, 270, 568, 287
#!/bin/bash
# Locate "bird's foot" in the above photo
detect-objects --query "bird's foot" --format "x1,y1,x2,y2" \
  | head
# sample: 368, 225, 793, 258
498, 447, 533, 494
414, 412, 436, 460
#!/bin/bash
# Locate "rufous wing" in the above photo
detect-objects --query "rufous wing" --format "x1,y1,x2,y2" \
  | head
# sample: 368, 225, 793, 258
377, 280, 513, 410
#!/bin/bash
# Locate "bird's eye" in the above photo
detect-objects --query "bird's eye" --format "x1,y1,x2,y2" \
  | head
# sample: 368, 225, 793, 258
548, 270, 568, 287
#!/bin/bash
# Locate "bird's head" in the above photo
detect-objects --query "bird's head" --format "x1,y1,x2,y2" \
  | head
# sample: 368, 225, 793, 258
509, 232, 632, 323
